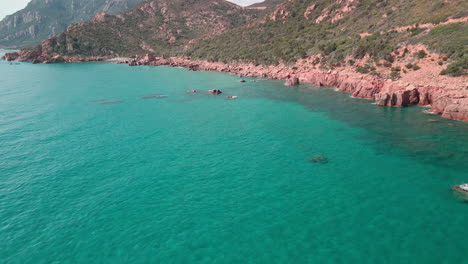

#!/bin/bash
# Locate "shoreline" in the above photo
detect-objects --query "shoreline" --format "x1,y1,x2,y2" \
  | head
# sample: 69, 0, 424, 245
2, 50, 467, 122
128, 54, 468, 122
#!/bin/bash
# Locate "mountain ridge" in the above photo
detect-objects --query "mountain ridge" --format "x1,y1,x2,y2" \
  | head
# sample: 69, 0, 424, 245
18, 0, 262, 57
0, 0, 147, 48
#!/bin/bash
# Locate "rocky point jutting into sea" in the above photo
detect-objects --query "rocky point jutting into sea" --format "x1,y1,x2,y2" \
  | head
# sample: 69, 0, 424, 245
3, 44, 467, 122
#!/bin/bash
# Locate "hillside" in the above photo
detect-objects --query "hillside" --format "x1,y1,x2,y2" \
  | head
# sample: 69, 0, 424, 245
29, 0, 261, 57
0, 0, 146, 48
188, 0, 467, 76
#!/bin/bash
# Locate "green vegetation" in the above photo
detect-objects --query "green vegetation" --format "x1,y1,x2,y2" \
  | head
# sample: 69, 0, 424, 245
188, 0, 467, 69
0, 0, 146, 48
17, 0, 467, 77
356, 64, 376, 74
390, 71, 401, 80
45, 0, 261, 57
440, 57, 468, 76
417, 22, 468, 76
414, 50, 427, 59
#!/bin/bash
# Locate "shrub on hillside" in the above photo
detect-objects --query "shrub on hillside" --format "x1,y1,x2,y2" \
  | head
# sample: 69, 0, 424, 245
356, 64, 375, 74
383, 61, 392, 67
415, 50, 427, 59
440, 57, 468, 76
390, 71, 401, 80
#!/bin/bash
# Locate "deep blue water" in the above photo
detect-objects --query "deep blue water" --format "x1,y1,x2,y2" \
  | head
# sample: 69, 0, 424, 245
1, 53, 467, 263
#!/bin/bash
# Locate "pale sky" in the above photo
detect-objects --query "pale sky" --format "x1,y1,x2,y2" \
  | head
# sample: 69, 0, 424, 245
0, 0, 265, 20
0, 0, 29, 20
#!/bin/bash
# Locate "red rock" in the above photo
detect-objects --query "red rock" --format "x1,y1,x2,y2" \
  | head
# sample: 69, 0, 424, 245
285, 76, 299, 86
408, 88, 420, 105
1, 52, 20, 61
375, 93, 391, 106
141, 53, 156, 64
442, 104, 468, 122
208, 89, 222, 94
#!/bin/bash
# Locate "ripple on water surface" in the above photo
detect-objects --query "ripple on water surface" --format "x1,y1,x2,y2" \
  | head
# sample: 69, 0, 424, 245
0, 58, 467, 263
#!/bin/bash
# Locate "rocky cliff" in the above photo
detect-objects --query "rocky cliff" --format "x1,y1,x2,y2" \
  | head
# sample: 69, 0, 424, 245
0, 0, 146, 48
13, 0, 262, 58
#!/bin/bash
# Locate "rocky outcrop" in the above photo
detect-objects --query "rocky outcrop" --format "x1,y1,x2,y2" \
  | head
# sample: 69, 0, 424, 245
2, 43, 108, 64
375, 87, 420, 107
285, 76, 300, 86
452, 184, 468, 202
1, 52, 20, 61
442, 103, 468, 121
301, 72, 384, 99
431, 96, 468, 122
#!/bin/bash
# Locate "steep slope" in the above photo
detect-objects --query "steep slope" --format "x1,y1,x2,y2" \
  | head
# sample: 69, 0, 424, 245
0, 0, 146, 48
189, 0, 467, 74
25, 0, 261, 57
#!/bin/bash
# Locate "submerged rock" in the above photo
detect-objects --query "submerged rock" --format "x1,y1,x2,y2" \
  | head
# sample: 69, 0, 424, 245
309, 155, 328, 164
143, 95, 167, 99
98, 101, 123, 104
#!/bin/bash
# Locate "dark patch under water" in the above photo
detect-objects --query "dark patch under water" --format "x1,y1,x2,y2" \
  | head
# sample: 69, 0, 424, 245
98, 100, 123, 104
143, 95, 168, 99
0, 59, 467, 263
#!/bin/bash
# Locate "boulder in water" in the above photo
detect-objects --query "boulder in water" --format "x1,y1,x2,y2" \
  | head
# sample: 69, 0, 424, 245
452, 184, 468, 202
209, 89, 222, 95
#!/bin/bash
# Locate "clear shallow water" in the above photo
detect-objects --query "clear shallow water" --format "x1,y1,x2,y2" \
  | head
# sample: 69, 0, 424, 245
0, 54, 467, 263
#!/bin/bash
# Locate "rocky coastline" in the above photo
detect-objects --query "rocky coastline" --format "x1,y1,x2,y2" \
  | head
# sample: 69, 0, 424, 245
2, 49, 467, 122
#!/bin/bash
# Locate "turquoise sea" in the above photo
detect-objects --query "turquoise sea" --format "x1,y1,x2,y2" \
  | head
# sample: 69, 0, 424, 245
1, 51, 467, 263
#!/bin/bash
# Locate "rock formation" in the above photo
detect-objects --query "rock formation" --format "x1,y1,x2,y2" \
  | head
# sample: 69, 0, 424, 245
285, 76, 300, 86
